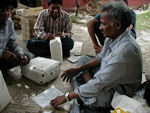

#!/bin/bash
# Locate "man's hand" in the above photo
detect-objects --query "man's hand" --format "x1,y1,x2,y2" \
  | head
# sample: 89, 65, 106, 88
42, 32, 62, 40
61, 68, 80, 82
43, 33, 55, 40
94, 45, 102, 54
47, 33, 55, 40
18, 54, 29, 65
2, 50, 18, 64
50, 95, 67, 108
54, 32, 62, 37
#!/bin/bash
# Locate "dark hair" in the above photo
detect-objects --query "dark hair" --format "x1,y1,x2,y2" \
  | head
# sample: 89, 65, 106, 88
0, 0, 18, 10
0, 1, 9, 10
9, 0, 18, 8
0, 0, 9, 29
101, 1, 132, 30
48, 0, 63, 6
123, 0, 128, 4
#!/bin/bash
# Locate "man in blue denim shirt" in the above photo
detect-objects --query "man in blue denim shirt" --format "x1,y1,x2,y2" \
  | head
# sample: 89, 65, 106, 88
87, 0, 136, 54
0, 0, 30, 83
51, 2, 142, 113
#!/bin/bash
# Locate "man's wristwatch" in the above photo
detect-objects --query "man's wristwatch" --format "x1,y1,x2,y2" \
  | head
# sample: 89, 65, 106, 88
65, 92, 70, 101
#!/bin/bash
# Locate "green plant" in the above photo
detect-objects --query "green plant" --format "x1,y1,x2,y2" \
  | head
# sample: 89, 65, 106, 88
137, 10, 150, 30
71, 15, 92, 25
71, 16, 79, 23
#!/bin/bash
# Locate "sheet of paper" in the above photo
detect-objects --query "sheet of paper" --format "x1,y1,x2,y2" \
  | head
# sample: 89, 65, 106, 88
70, 42, 83, 55
142, 72, 147, 83
67, 55, 81, 63
32, 87, 63, 108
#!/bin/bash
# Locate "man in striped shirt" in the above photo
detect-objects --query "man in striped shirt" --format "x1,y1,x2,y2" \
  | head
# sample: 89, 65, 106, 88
27, 0, 74, 57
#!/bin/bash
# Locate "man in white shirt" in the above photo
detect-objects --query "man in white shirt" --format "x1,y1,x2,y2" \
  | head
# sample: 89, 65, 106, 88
51, 1, 142, 113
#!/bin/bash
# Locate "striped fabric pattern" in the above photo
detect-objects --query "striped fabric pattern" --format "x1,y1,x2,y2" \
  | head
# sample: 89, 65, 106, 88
34, 9, 72, 39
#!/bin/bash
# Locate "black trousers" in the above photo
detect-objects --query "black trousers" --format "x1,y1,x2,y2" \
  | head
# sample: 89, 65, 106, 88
0, 52, 30, 77
26, 37, 74, 57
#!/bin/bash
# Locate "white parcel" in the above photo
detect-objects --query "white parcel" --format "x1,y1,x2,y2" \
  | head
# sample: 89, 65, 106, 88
21, 57, 60, 85
111, 92, 147, 113
7, 66, 22, 80
49, 37, 63, 62
0, 71, 12, 111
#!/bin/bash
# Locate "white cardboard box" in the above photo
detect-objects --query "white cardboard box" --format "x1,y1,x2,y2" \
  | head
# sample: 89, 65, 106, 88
50, 37, 63, 62
7, 66, 22, 80
21, 57, 60, 85
70, 41, 83, 55
0, 71, 12, 111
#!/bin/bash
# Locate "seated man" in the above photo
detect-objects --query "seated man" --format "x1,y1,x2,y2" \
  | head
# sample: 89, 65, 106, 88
87, 0, 136, 54
50, 1, 142, 113
0, 0, 30, 83
27, 0, 74, 57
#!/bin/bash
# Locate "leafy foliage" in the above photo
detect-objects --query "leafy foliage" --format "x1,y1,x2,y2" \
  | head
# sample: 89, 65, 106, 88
137, 10, 150, 30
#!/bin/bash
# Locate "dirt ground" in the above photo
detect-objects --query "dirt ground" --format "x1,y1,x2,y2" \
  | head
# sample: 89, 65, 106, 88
136, 29, 150, 78
2, 17, 150, 112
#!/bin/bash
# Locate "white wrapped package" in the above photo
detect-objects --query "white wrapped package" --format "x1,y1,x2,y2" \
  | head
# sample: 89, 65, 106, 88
21, 57, 60, 85
49, 37, 63, 62
0, 71, 12, 111
112, 92, 147, 113
7, 66, 22, 80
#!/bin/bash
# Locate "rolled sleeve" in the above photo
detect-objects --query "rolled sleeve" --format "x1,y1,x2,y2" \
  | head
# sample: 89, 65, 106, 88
130, 10, 136, 27
96, 53, 102, 62
94, 14, 100, 21
63, 15, 72, 38
74, 88, 96, 105
34, 10, 46, 38
130, 10, 137, 38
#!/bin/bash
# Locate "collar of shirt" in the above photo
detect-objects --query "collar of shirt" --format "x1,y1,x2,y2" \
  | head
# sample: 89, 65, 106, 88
0, 19, 10, 32
108, 29, 129, 51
